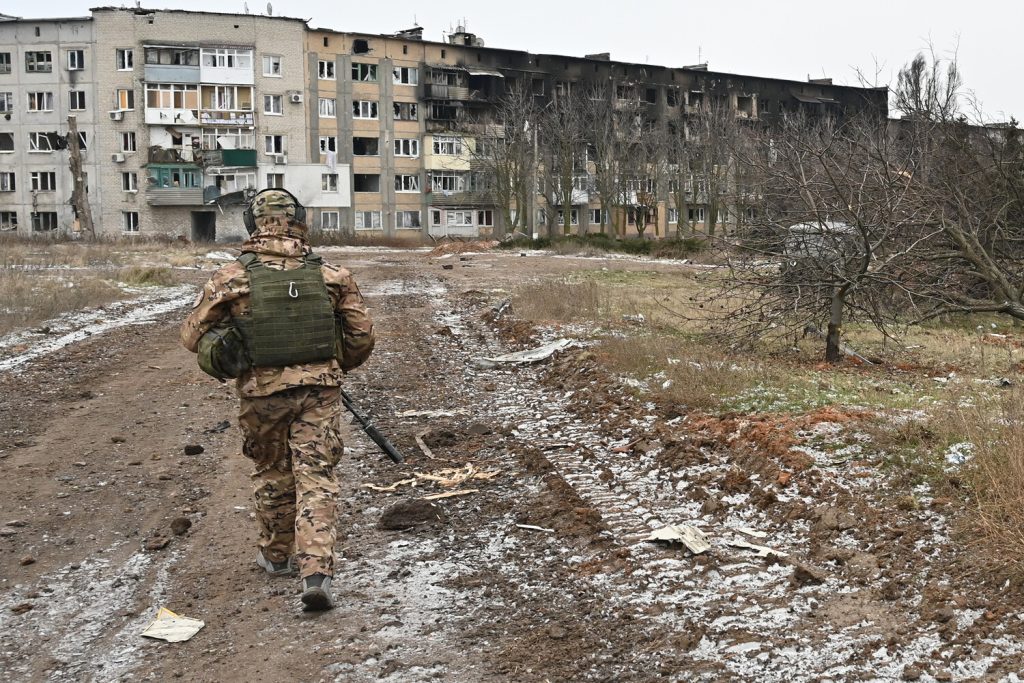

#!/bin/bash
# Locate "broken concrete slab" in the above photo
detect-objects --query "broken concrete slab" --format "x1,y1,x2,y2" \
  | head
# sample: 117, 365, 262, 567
645, 524, 711, 554
479, 338, 574, 366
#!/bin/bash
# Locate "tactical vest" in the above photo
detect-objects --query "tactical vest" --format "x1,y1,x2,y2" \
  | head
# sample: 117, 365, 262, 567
234, 252, 337, 368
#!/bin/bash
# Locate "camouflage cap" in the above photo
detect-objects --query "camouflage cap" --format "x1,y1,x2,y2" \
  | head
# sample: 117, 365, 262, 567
250, 189, 298, 220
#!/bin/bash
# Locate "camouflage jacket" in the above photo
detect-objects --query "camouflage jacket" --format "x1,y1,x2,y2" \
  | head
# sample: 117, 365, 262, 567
181, 217, 375, 397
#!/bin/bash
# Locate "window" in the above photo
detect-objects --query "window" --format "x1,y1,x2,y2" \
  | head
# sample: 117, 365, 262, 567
264, 135, 285, 154
477, 210, 494, 227
116, 88, 134, 110
395, 174, 419, 192
32, 212, 58, 232
353, 174, 380, 192
351, 63, 377, 81
121, 131, 136, 152
0, 53, 10, 74
0, 211, 16, 230
556, 209, 579, 226
667, 88, 680, 107
447, 210, 474, 227
430, 102, 458, 121
67, 50, 85, 71
393, 101, 417, 121
321, 174, 339, 192
122, 172, 138, 192
431, 172, 466, 193
319, 97, 336, 118
0, 92, 12, 112
122, 211, 140, 233
144, 47, 199, 66
147, 167, 200, 188
667, 207, 679, 223
318, 60, 335, 80
27, 92, 54, 112
74, 132, 87, 150
353, 39, 369, 55
396, 210, 421, 229
645, 88, 657, 104
25, 51, 52, 73
320, 210, 339, 230
69, 90, 86, 111
116, 48, 134, 71
263, 94, 282, 115
208, 85, 250, 110
266, 173, 284, 189
145, 83, 199, 109
201, 48, 252, 69
352, 100, 377, 119
590, 208, 604, 225
262, 55, 282, 77
354, 211, 381, 230
0, 132, 13, 152
393, 66, 418, 85
432, 136, 463, 155
352, 137, 378, 156
0, 172, 14, 191
394, 138, 419, 157
28, 132, 54, 152
319, 136, 337, 154
687, 207, 706, 222
30, 171, 56, 191
431, 209, 442, 226
202, 127, 254, 150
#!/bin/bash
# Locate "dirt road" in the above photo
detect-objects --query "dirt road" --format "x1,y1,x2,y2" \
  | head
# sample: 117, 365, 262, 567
1, 248, 1022, 682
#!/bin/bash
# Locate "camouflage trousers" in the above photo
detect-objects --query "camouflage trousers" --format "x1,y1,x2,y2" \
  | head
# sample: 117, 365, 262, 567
238, 385, 344, 578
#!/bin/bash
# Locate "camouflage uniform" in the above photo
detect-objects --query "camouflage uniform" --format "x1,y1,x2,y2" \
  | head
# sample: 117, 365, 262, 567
181, 203, 374, 579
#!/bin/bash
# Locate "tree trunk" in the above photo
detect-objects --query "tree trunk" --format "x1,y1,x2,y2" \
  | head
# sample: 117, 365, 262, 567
825, 289, 845, 363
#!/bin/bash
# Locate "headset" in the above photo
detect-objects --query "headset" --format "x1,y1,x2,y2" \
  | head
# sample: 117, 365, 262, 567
242, 188, 307, 235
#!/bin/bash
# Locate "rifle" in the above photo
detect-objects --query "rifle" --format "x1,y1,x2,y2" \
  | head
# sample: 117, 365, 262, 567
340, 388, 404, 463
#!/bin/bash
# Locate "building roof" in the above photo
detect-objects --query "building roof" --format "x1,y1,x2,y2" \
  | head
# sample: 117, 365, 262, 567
89, 6, 307, 24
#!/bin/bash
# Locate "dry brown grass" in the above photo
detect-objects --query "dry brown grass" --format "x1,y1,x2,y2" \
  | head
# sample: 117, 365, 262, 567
511, 278, 617, 324
0, 270, 124, 337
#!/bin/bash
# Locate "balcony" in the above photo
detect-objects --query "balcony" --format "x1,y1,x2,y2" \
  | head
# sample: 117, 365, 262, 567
424, 84, 470, 100
195, 148, 257, 168
199, 110, 254, 127
144, 64, 200, 84
146, 187, 204, 206
148, 147, 196, 164
145, 108, 200, 125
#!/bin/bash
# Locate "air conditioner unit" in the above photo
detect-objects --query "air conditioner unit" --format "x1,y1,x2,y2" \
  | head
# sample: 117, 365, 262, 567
289, 93, 303, 104
111, 152, 125, 163
272, 153, 288, 165
109, 110, 123, 121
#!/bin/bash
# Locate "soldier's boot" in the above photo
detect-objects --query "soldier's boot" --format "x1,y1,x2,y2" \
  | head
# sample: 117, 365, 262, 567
301, 574, 334, 611
255, 550, 296, 577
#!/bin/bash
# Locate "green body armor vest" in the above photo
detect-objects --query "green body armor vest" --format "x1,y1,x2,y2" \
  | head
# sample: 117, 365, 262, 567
234, 252, 337, 368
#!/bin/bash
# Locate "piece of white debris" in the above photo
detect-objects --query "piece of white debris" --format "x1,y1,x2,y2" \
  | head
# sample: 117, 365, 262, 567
140, 607, 205, 643
645, 524, 711, 554
479, 338, 575, 365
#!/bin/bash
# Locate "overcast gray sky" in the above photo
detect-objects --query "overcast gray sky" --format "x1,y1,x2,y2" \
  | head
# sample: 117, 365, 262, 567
26, 0, 1024, 121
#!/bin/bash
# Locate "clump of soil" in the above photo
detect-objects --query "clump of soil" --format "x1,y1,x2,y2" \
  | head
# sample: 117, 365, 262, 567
378, 499, 445, 530
421, 428, 460, 450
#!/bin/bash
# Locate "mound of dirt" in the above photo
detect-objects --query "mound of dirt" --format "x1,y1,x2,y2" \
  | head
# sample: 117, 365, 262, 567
378, 499, 445, 530
429, 241, 499, 257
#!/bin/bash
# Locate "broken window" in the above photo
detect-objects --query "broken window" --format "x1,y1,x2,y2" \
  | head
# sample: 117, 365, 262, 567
28, 132, 54, 152
319, 97, 337, 118
430, 102, 457, 121
687, 207, 706, 222
320, 211, 339, 230
319, 136, 337, 154
736, 95, 754, 118
645, 88, 657, 104
667, 88, 680, 107
353, 100, 378, 119
353, 174, 380, 192
0, 211, 17, 230
616, 84, 636, 101
115, 48, 133, 71
25, 51, 52, 73
393, 102, 418, 121
352, 137, 378, 156
352, 39, 370, 55
476, 210, 494, 227
321, 173, 338, 192
318, 60, 335, 80
394, 174, 419, 192
393, 66, 418, 85
0, 53, 10, 75
0, 171, 14, 191
30, 171, 56, 191
27, 92, 54, 112
531, 78, 545, 96
262, 55, 282, 77
432, 136, 462, 155
354, 211, 381, 230
394, 138, 419, 156
396, 211, 420, 229
351, 63, 377, 81
430, 172, 466, 193
447, 210, 473, 227
263, 135, 285, 154
67, 50, 85, 71
32, 212, 58, 231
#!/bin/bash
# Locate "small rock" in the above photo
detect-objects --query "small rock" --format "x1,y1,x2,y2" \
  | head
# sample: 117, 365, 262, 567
467, 423, 492, 436
441, 264, 454, 270
157, 473, 173, 481
127, 460, 142, 466
934, 672, 953, 682
170, 517, 192, 536
72, 461, 87, 467
110, 436, 127, 444
10, 602, 33, 615
790, 562, 828, 587
183, 445, 204, 456
816, 507, 857, 531
0, 529, 17, 537
6, 520, 27, 527
19, 555, 35, 566
547, 625, 567, 640
144, 535, 170, 551
902, 664, 923, 681
933, 605, 956, 623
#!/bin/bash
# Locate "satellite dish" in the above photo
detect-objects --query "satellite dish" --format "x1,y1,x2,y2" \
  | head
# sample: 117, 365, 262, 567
266, 2, 272, 15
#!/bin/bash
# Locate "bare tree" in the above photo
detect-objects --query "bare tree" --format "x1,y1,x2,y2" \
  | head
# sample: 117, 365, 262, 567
893, 49, 964, 123
537, 87, 589, 237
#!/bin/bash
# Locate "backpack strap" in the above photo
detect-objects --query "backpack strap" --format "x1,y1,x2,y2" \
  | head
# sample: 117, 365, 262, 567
237, 252, 263, 271
302, 252, 323, 268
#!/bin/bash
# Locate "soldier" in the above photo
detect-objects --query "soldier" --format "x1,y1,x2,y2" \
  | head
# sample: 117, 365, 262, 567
181, 188, 374, 611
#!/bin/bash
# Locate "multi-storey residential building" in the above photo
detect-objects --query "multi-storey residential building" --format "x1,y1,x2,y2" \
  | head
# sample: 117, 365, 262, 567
0, 14, 100, 235
1, 8, 888, 241
89, 7, 348, 241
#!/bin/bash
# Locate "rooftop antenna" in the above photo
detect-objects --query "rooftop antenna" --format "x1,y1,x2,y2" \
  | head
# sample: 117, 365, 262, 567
243, 1, 249, 13
698, 46, 702, 64
266, 2, 272, 16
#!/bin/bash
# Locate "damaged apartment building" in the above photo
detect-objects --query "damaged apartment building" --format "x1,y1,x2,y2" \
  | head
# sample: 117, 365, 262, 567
0, 8, 887, 239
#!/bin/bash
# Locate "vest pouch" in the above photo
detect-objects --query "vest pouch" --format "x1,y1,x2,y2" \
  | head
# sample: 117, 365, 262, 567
197, 324, 251, 379
334, 314, 347, 367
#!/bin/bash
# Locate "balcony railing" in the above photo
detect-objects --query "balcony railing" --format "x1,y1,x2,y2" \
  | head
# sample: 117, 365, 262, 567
199, 110, 254, 126
424, 84, 470, 100
145, 187, 204, 206
147, 147, 196, 164
195, 148, 257, 168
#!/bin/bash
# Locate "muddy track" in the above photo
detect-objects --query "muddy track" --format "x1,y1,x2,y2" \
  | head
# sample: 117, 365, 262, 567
1, 249, 1023, 682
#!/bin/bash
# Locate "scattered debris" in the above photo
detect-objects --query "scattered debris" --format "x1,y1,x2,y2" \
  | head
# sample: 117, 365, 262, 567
791, 562, 829, 586
19, 555, 35, 566
140, 607, 205, 643
420, 428, 459, 449
414, 432, 436, 460
516, 524, 555, 533
395, 409, 464, 419
363, 479, 417, 493
645, 524, 712, 554
422, 489, 478, 501
10, 602, 34, 615
479, 338, 575, 365
144, 535, 170, 551
727, 538, 788, 559
364, 465, 500, 493
378, 499, 445, 530
6, 519, 27, 527
203, 420, 231, 434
